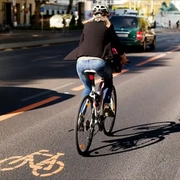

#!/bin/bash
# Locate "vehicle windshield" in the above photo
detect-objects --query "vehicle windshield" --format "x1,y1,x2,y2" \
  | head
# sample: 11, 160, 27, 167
110, 16, 138, 28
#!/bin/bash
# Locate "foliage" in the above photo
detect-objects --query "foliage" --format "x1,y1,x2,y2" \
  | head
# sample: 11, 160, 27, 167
67, 0, 73, 14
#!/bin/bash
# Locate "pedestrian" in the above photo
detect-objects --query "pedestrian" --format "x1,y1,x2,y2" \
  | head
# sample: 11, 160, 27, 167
64, 4, 130, 114
169, 20, 171, 28
153, 20, 156, 28
176, 20, 179, 29
69, 15, 76, 27
62, 17, 67, 33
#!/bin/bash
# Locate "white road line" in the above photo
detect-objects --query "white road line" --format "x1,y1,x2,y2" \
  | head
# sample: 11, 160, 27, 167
174, 167, 180, 180
52, 83, 75, 91
4, 48, 14, 51
42, 44, 50, 47
32, 54, 62, 62
20, 82, 74, 102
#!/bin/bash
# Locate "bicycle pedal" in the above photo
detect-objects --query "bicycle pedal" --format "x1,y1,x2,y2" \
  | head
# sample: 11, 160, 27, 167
98, 122, 104, 131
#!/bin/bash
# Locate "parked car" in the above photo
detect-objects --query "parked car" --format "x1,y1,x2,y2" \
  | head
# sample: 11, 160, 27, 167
0, 24, 10, 33
110, 14, 156, 51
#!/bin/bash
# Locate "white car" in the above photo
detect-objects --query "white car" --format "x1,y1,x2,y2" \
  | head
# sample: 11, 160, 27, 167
49, 14, 72, 28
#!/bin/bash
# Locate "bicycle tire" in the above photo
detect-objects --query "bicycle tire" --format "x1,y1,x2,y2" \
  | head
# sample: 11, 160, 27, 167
75, 95, 95, 156
103, 85, 117, 136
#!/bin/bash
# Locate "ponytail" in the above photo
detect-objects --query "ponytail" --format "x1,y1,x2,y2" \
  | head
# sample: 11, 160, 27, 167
82, 14, 111, 28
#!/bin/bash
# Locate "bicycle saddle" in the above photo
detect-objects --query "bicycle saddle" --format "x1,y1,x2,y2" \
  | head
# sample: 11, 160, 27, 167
84, 70, 97, 74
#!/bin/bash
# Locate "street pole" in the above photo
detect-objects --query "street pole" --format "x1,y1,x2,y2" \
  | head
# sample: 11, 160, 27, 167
77, 1, 82, 25
25, 0, 27, 25
12, 0, 17, 28
41, 13, 43, 33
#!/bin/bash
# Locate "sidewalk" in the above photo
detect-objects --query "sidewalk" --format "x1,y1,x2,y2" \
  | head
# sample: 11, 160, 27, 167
0, 29, 82, 51
0, 28, 177, 51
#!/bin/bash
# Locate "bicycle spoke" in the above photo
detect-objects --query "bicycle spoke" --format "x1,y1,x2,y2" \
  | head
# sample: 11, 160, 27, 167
75, 95, 94, 155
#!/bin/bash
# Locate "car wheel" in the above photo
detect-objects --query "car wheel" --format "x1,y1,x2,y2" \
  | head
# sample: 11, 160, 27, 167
150, 38, 156, 50
139, 41, 146, 52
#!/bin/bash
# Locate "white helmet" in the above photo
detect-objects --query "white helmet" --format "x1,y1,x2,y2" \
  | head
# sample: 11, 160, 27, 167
92, 5, 109, 16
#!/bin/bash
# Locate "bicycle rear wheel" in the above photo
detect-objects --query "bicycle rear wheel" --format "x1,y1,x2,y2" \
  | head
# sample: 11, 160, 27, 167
103, 85, 117, 136
75, 95, 95, 156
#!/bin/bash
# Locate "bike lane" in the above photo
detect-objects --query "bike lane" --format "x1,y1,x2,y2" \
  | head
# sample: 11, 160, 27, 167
0, 45, 180, 122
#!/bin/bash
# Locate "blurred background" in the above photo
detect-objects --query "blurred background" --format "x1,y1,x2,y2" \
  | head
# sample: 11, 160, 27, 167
0, 0, 180, 30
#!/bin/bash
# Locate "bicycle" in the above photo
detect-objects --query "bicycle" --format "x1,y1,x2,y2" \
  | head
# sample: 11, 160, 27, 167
75, 69, 117, 156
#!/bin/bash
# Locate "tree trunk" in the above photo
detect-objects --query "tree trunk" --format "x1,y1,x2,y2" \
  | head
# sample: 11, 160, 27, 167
77, 2, 82, 25
34, 0, 45, 27
67, 0, 73, 14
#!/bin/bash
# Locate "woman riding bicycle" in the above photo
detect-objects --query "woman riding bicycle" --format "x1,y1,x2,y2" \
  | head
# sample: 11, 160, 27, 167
67, 4, 129, 112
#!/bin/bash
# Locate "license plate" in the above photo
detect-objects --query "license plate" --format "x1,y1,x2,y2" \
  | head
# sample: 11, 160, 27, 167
117, 34, 128, 37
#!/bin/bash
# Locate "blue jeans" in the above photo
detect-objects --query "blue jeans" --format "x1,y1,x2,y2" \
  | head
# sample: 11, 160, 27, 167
76, 59, 113, 103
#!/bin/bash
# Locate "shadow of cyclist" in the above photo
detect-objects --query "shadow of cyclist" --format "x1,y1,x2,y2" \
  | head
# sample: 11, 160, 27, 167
87, 121, 180, 157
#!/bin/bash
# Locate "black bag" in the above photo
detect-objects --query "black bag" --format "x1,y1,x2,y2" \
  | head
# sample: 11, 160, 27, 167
110, 54, 122, 73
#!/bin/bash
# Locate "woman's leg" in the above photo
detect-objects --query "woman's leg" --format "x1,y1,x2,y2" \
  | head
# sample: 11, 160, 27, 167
88, 60, 113, 103
76, 59, 92, 98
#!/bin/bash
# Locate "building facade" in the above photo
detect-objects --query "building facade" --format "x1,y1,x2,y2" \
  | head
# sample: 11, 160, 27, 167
0, 0, 36, 26
0, 0, 77, 26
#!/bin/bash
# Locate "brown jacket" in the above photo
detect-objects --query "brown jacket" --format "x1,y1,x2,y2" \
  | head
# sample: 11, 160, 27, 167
64, 21, 124, 60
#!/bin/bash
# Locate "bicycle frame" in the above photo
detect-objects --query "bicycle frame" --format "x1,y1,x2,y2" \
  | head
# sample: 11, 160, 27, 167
88, 73, 104, 124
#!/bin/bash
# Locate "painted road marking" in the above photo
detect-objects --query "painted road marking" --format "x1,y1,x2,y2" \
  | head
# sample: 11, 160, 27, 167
1, 46, 180, 122
21, 82, 74, 102
167, 46, 180, 53
32, 54, 62, 62
52, 82, 75, 91
4, 48, 14, 51
135, 53, 166, 66
0, 150, 65, 177
0, 96, 60, 122
72, 46, 180, 91
174, 166, 180, 180
136, 46, 180, 66
42, 44, 50, 47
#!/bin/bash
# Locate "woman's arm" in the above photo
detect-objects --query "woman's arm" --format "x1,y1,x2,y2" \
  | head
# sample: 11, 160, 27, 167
110, 25, 130, 64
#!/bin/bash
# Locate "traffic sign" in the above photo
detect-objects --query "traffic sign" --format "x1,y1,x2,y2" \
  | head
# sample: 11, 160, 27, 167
40, 7, 44, 13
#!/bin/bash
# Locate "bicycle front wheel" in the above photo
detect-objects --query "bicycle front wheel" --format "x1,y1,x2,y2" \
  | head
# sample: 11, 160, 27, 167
103, 85, 117, 136
75, 95, 95, 156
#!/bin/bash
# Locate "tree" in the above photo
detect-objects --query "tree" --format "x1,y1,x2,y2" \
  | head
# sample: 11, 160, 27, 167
34, 0, 46, 27
67, 0, 73, 14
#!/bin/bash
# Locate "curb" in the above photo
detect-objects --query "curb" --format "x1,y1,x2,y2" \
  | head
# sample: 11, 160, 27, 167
0, 38, 80, 51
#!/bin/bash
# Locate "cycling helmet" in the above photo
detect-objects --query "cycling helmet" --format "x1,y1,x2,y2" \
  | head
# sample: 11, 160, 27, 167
92, 5, 109, 16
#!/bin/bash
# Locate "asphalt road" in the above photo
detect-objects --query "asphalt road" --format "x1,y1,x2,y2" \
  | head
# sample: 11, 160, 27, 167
1, 32, 180, 180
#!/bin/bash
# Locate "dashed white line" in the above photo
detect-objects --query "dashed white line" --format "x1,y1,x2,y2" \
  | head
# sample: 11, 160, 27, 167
20, 82, 74, 101
32, 54, 62, 62
174, 167, 180, 180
